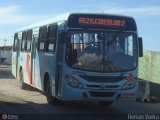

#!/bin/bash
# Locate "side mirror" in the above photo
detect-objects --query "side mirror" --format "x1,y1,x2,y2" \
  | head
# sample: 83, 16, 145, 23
138, 37, 143, 57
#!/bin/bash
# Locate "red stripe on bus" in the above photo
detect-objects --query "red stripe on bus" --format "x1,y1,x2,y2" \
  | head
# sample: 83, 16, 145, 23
26, 54, 32, 84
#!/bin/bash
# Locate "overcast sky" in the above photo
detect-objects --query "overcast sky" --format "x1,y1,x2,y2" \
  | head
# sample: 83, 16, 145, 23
0, 0, 160, 51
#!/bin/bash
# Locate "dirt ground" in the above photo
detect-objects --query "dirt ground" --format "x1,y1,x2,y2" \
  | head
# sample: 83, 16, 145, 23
0, 65, 50, 114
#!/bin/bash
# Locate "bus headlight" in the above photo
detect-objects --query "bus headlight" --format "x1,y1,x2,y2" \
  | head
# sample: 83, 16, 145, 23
121, 80, 137, 90
64, 74, 83, 88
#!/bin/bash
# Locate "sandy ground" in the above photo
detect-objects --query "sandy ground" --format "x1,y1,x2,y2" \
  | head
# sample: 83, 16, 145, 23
0, 65, 49, 114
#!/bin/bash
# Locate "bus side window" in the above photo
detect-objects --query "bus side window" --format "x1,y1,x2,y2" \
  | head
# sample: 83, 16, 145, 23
38, 26, 47, 52
13, 33, 18, 51
21, 31, 27, 51
26, 30, 32, 52
47, 24, 57, 53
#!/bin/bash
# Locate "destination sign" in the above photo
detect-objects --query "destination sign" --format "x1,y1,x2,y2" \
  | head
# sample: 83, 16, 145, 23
67, 14, 137, 31
79, 17, 126, 27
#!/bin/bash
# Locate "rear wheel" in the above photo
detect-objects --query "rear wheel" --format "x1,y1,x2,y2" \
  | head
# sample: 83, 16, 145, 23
98, 101, 113, 106
45, 80, 60, 105
19, 70, 26, 90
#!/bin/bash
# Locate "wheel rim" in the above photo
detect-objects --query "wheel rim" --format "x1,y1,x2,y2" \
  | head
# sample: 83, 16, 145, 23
19, 71, 23, 88
46, 81, 51, 99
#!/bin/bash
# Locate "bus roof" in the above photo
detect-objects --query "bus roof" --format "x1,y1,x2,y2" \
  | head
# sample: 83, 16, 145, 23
16, 13, 136, 32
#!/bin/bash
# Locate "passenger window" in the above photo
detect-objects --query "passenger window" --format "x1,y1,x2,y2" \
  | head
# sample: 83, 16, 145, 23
47, 24, 57, 53
26, 30, 32, 52
21, 31, 27, 51
13, 33, 18, 51
38, 26, 47, 52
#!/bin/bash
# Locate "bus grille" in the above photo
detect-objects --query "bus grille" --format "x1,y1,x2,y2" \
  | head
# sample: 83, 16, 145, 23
89, 91, 115, 97
86, 85, 119, 89
79, 75, 126, 83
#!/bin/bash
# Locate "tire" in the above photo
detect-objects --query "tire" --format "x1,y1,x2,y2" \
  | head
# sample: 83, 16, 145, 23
19, 70, 26, 90
45, 80, 60, 105
98, 101, 113, 106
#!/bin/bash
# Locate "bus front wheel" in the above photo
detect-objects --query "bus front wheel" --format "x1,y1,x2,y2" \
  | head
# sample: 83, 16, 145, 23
45, 80, 60, 105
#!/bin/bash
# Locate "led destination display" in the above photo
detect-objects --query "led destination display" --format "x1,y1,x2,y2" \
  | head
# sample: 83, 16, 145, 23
68, 14, 137, 31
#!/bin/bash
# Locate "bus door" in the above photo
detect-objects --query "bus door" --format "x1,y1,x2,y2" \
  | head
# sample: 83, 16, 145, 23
12, 32, 22, 78
31, 28, 39, 85
55, 31, 64, 96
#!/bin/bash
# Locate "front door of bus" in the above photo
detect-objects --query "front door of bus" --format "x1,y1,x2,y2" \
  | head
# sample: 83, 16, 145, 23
31, 28, 39, 86
55, 31, 64, 96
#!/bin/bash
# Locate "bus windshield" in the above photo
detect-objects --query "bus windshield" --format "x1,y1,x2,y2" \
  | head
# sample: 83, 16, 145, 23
66, 30, 137, 72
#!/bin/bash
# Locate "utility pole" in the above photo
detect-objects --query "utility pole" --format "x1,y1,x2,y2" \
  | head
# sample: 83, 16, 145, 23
3, 39, 7, 51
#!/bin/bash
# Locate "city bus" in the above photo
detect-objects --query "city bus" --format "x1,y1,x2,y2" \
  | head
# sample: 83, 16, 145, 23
12, 13, 143, 106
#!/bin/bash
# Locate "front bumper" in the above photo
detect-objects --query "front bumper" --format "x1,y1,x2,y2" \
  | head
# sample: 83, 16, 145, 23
59, 84, 137, 102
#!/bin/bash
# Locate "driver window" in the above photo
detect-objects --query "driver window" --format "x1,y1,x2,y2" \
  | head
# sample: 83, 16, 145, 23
125, 35, 133, 56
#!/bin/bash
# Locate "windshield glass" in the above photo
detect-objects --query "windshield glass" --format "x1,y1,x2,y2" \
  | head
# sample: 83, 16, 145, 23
66, 30, 137, 72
